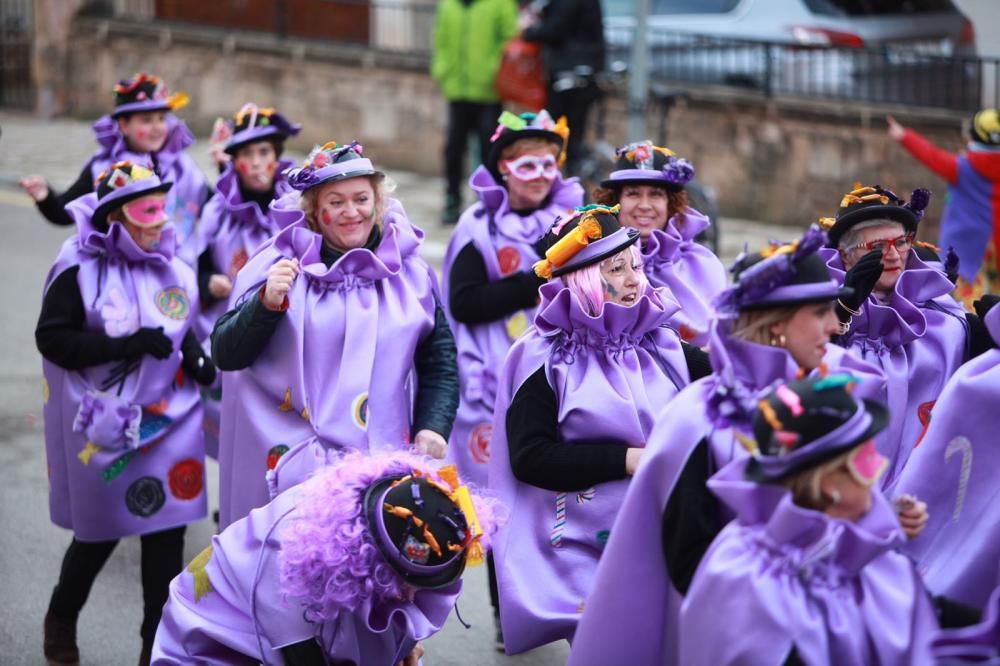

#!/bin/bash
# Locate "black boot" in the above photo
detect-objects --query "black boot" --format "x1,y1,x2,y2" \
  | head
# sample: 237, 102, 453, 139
43, 611, 80, 666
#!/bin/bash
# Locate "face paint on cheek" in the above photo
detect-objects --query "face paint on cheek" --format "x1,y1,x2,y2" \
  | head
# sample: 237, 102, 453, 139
321, 209, 332, 226
134, 128, 146, 139
237, 162, 249, 175
601, 277, 620, 299
266, 162, 277, 176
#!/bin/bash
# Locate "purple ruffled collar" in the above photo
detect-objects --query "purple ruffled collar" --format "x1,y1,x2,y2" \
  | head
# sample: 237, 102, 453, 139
91, 113, 195, 175
640, 207, 710, 268
66, 192, 175, 264
821, 248, 961, 347
215, 160, 293, 230
468, 165, 583, 243
267, 194, 423, 285
533, 281, 679, 352
710, 457, 905, 578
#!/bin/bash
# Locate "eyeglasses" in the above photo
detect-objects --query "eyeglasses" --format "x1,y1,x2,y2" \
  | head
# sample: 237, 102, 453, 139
850, 233, 915, 254
502, 155, 559, 182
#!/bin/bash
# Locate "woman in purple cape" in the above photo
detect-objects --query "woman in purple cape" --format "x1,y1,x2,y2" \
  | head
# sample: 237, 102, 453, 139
192, 103, 301, 460
591, 140, 727, 346
21, 73, 210, 267
678, 375, 939, 665
36, 162, 217, 665
892, 296, 1000, 610
819, 184, 974, 490
441, 109, 582, 645
488, 204, 710, 654
570, 226, 898, 666
210, 140, 459, 528
152, 452, 502, 665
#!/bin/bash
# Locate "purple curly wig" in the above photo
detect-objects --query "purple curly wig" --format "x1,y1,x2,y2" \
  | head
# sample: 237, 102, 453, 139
278, 452, 502, 623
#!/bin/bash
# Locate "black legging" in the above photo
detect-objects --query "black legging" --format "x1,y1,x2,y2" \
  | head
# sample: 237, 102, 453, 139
48, 525, 186, 643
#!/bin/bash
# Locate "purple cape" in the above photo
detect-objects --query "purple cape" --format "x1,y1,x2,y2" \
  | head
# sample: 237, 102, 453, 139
640, 208, 728, 346
90, 114, 209, 267
932, 586, 1000, 663
488, 281, 691, 654
152, 483, 459, 665
893, 303, 1000, 608
822, 248, 969, 490
217, 195, 439, 528
441, 165, 583, 489
568, 323, 885, 666
41, 193, 206, 541
677, 457, 938, 665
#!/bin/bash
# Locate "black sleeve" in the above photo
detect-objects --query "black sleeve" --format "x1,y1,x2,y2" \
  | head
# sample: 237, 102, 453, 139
35, 267, 128, 370
782, 646, 805, 666
506, 366, 629, 492
209, 291, 286, 371
279, 638, 327, 666
449, 242, 545, 325
965, 312, 996, 359
197, 248, 221, 307
522, 0, 575, 44
681, 342, 712, 381
35, 161, 96, 227
411, 303, 460, 439
934, 595, 983, 628
660, 438, 721, 595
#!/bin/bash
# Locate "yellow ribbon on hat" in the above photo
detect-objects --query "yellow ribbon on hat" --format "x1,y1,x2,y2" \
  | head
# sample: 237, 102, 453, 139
533, 205, 620, 279
166, 91, 189, 111
430, 464, 487, 567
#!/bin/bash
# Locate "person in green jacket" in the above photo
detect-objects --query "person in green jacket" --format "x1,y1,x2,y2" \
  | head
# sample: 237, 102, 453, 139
432, 0, 518, 225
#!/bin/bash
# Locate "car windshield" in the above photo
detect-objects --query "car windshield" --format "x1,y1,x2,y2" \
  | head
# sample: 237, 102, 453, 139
803, 0, 956, 15
603, 0, 740, 17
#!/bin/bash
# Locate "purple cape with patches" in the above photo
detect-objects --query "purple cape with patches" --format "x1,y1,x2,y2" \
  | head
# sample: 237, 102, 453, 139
932, 586, 1000, 663
893, 303, 1000, 608
677, 457, 938, 665
90, 114, 209, 267
488, 282, 691, 654
640, 208, 727, 346
822, 248, 969, 490
568, 323, 885, 666
217, 195, 438, 528
152, 482, 459, 665
441, 165, 582, 488
41, 194, 206, 541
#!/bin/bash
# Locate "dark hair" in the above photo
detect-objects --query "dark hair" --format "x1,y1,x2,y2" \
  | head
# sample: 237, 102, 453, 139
590, 184, 689, 229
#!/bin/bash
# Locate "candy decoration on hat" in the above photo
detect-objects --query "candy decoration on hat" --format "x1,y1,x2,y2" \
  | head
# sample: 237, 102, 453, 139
488, 109, 570, 175
600, 140, 695, 190
283, 140, 379, 192
111, 73, 189, 118
533, 204, 639, 279
819, 184, 931, 248
223, 103, 301, 155
90, 160, 174, 231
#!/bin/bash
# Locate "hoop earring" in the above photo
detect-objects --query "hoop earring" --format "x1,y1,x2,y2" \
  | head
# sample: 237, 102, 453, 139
770, 333, 787, 347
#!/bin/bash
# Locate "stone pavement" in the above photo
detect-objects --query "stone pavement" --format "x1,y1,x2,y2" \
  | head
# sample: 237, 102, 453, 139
0, 110, 795, 269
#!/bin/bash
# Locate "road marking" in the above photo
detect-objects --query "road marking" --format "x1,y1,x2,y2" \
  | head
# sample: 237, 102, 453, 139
0, 188, 31, 209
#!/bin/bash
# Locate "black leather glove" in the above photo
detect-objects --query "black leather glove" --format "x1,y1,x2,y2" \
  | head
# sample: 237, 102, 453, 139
973, 295, 1000, 320
123, 327, 173, 360
944, 247, 960, 285
182, 352, 218, 386
837, 249, 883, 323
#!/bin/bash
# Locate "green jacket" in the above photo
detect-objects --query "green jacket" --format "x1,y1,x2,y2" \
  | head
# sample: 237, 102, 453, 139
431, 0, 518, 104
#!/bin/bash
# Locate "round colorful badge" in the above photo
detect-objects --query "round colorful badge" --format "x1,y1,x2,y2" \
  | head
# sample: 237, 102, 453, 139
155, 287, 190, 320
266, 444, 290, 471
352, 393, 369, 430
168, 458, 204, 500
506, 311, 529, 341
468, 422, 493, 464
497, 246, 522, 276
125, 476, 166, 517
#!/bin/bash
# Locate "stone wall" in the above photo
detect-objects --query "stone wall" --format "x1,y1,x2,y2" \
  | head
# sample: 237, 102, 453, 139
63, 16, 968, 237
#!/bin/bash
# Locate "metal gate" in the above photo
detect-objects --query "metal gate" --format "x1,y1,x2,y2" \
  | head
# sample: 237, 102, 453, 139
0, 0, 33, 109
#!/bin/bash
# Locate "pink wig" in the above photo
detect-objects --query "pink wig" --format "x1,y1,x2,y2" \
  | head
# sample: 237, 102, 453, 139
563, 244, 648, 315
278, 451, 503, 623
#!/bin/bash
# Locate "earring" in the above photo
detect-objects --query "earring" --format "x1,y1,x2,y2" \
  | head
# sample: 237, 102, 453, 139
769, 333, 787, 347
827, 489, 842, 505
501, 174, 508, 181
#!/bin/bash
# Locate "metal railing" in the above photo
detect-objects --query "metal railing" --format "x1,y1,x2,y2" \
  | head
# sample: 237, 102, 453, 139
605, 25, 999, 113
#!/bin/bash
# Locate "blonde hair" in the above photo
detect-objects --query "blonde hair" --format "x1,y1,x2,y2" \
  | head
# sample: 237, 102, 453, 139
299, 174, 395, 233
783, 449, 852, 509
499, 137, 560, 162
729, 306, 799, 346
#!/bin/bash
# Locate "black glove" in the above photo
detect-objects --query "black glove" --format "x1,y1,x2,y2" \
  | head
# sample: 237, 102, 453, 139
973, 295, 1000, 320
182, 352, 218, 387
837, 249, 883, 323
944, 247, 960, 285
123, 327, 174, 360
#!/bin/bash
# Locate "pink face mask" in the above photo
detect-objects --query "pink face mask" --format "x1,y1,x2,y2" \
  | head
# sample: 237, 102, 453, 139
502, 154, 559, 182
846, 439, 887, 487
122, 195, 168, 228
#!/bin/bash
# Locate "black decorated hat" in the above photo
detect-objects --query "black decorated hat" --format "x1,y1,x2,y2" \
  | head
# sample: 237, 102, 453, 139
111, 73, 188, 118
223, 103, 301, 155
283, 140, 382, 192
745, 374, 889, 483
487, 110, 569, 181
971, 108, 1000, 146
91, 161, 173, 230
533, 204, 640, 279
599, 140, 695, 191
363, 469, 485, 590
820, 184, 930, 248
714, 225, 852, 316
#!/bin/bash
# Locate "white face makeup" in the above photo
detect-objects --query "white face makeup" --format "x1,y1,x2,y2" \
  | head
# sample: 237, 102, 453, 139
599, 249, 644, 306
499, 146, 560, 211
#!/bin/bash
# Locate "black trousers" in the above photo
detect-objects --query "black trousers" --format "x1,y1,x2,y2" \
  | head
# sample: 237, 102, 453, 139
444, 101, 502, 199
546, 80, 599, 178
48, 525, 186, 643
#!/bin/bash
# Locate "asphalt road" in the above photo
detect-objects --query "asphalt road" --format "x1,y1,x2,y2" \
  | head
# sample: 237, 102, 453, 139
0, 191, 570, 665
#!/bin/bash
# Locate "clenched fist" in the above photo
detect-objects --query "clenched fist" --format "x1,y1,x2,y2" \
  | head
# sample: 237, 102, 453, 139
262, 258, 299, 311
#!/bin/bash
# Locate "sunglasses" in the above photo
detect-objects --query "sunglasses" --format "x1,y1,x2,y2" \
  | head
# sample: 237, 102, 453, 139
845, 439, 887, 487
850, 232, 915, 255
502, 154, 559, 181
122, 195, 168, 228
